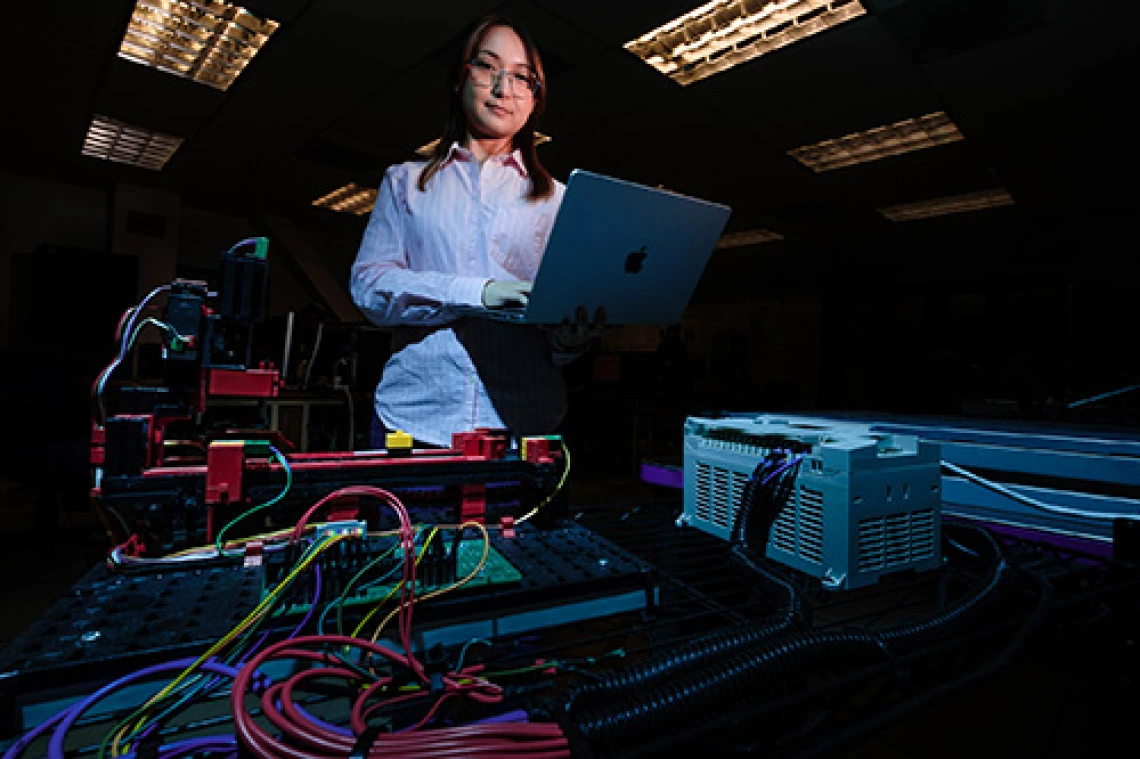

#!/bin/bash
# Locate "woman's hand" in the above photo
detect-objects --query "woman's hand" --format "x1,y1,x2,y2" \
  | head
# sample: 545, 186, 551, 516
482, 279, 532, 308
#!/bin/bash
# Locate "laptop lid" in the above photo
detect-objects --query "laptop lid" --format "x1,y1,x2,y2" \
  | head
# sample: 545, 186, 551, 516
467, 169, 731, 325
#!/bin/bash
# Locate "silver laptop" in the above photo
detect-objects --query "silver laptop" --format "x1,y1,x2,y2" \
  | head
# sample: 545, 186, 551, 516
458, 169, 731, 325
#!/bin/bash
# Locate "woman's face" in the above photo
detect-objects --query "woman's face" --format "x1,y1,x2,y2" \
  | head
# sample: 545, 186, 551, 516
461, 25, 536, 145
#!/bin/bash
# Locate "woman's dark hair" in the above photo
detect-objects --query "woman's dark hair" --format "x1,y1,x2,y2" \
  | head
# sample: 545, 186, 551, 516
417, 13, 554, 201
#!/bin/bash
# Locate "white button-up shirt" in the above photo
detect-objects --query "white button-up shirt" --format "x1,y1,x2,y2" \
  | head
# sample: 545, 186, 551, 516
350, 143, 567, 446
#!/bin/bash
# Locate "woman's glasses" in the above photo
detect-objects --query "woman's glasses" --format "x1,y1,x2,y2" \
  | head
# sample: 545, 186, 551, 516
467, 57, 540, 98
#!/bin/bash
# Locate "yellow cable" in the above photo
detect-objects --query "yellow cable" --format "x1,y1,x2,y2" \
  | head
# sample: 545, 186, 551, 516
350, 528, 439, 639
518, 445, 570, 524
163, 528, 296, 558
111, 535, 345, 755
156, 526, 407, 561
369, 521, 489, 644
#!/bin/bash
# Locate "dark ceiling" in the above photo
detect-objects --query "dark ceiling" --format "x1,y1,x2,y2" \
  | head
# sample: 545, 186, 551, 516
3, 0, 1138, 298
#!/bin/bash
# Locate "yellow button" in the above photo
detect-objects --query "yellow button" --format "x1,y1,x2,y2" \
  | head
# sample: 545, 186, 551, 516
385, 430, 413, 450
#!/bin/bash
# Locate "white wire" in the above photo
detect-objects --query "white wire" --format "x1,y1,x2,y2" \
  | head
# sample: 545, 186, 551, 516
282, 310, 295, 380
941, 460, 1140, 522
303, 322, 324, 388
96, 316, 191, 425
96, 286, 172, 425
117, 285, 171, 361
97, 318, 180, 399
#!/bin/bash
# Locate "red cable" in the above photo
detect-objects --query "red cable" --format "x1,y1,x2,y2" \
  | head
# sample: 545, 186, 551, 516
290, 485, 422, 669
232, 635, 562, 758
233, 638, 410, 758
290, 486, 412, 544
267, 669, 361, 751
351, 677, 430, 734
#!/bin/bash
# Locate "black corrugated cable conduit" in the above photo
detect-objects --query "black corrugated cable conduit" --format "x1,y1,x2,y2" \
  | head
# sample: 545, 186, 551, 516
878, 524, 1013, 655
559, 524, 1016, 755
564, 456, 807, 712
565, 559, 803, 711
567, 627, 892, 755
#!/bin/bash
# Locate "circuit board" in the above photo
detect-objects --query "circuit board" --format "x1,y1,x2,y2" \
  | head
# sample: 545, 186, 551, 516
263, 536, 524, 615
0, 518, 657, 744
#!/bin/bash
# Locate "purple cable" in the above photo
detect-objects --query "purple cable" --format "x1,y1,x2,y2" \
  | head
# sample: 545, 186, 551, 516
227, 237, 262, 254
271, 564, 362, 739
155, 736, 238, 758
293, 704, 355, 738
291, 564, 321, 638
471, 709, 529, 725
132, 563, 327, 751
12, 544, 326, 759
2, 657, 237, 759
20, 658, 244, 759
237, 561, 321, 669
761, 454, 804, 486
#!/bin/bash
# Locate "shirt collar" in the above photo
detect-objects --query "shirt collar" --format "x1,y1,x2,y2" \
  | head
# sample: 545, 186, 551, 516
444, 141, 528, 177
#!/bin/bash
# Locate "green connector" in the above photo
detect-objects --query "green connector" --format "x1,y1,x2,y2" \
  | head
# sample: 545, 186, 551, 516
252, 237, 269, 259
243, 439, 273, 458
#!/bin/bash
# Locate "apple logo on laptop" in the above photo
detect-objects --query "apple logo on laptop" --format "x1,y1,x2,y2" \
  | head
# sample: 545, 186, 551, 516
625, 245, 648, 274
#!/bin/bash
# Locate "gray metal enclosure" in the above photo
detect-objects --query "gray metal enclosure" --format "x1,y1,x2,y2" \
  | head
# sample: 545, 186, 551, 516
681, 415, 943, 590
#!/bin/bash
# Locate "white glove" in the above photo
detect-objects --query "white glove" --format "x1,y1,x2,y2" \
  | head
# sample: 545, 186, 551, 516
482, 280, 532, 308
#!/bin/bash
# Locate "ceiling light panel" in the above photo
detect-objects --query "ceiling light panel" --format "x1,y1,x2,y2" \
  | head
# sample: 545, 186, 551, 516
789, 111, 965, 172
717, 229, 784, 248
118, 0, 279, 91
626, 0, 866, 86
312, 184, 378, 216
878, 189, 1015, 222
81, 115, 183, 170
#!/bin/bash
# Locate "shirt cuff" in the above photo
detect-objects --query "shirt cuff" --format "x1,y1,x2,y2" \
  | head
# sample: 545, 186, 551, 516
447, 276, 491, 308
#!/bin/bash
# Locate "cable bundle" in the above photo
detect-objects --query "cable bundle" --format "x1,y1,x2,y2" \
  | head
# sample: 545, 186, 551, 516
91, 284, 174, 426
730, 448, 803, 551
560, 524, 1017, 755
4, 481, 580, 759
564, 450, 807, 713
231, 634, 569, 758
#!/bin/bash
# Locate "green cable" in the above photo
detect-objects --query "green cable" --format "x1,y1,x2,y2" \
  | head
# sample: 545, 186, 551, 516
214, 446, 292, 558
316, 541, 402, 636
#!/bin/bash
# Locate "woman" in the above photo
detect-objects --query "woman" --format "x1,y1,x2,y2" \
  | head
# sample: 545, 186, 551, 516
350, 14, 592, 448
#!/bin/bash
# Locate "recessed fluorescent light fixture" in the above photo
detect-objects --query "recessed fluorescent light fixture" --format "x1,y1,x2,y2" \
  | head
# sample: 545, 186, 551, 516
626, 0, 866, 86
878, 189, 1015, 222
415, 132, 552, 157
118, 0, 279, 91
312, 183, 378, 216
81, 115, 183, 170
789, 111, 965, 172
717, 228, 784, 248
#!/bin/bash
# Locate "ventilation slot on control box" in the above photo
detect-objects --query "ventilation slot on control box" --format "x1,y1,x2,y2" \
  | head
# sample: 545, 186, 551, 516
858, 508, 936, 571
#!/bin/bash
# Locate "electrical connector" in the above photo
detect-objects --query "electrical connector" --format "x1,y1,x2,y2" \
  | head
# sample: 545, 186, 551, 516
424, 643, 448, 694
521, 434, 562, 463
242, 439, 274, 458
243, 540, 264, 567
315, 520, 367, 540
